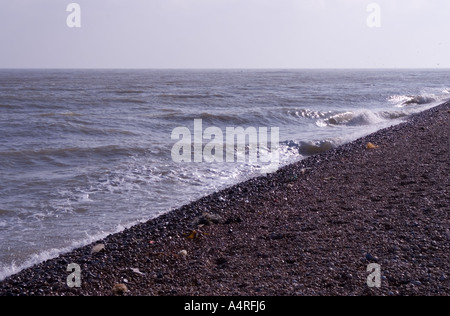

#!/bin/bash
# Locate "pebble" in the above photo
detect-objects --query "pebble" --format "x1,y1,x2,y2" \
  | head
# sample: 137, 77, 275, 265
269, 232, 285, 240
91, 244, 105, 254
178, 250, 188, 259
365, 253, 379, 263
112, 284, 128, 296
194, 213, 223, 226
131, 268, 145, 276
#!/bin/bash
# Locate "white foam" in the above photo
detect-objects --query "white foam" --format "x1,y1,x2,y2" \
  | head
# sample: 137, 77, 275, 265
317, 110, 390, 127
78, 193, 93, 203
0, 219, 145, 281
389, 88, 450, 108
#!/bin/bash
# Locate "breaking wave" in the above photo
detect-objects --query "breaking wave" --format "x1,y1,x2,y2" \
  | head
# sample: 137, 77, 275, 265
389, 90, 450, 107
316, 110, 409, 127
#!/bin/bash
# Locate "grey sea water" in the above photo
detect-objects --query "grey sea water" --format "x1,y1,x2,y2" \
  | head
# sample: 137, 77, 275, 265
0, 69, 449, 279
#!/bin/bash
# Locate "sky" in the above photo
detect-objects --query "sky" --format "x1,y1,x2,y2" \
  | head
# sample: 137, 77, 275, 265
0, 0, 449, 69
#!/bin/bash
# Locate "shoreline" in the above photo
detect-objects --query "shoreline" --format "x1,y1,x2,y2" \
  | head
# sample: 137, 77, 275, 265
0, 102, 449, 296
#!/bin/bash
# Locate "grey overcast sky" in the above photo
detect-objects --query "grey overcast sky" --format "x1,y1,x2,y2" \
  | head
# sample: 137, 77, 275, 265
0, 0, 449, 69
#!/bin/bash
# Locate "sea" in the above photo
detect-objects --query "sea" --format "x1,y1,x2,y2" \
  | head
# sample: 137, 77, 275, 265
0, 69, 449, 280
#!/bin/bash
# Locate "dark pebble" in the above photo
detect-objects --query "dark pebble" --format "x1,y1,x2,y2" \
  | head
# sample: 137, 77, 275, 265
365, 253, 379, 263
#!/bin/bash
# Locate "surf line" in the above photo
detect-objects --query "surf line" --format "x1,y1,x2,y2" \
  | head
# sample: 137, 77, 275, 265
171, 119, 280, 174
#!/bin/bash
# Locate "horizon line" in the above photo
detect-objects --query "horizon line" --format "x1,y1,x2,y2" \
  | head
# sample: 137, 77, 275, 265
1, 67, 449, 71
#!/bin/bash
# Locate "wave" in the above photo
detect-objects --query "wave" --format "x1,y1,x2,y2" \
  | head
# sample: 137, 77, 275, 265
285, 108, 330, 120
197, 112, 253, 123
0, 145, 150, 164
68, 124, 141, 137
26, 118, 140, 137
389, 90, 450, 107
114, 90, 145, 95
144, 111, 255, 125
158, 93, 229, 100
101, 97, 148, 105
402, 95, 436, 106
315, 110, 409, 127
37, 111, 82, 118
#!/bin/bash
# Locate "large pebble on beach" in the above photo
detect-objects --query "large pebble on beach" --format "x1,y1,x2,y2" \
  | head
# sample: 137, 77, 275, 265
193, 213, 223, 226
178, 250, 188, 259
91, 244, 105, 254
112, 284, 128, 296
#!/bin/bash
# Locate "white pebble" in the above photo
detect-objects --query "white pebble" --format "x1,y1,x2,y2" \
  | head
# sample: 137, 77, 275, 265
91, 244, 105, 254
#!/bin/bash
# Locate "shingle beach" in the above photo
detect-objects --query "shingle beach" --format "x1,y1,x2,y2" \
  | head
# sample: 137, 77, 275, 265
1, 102, 448, 296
